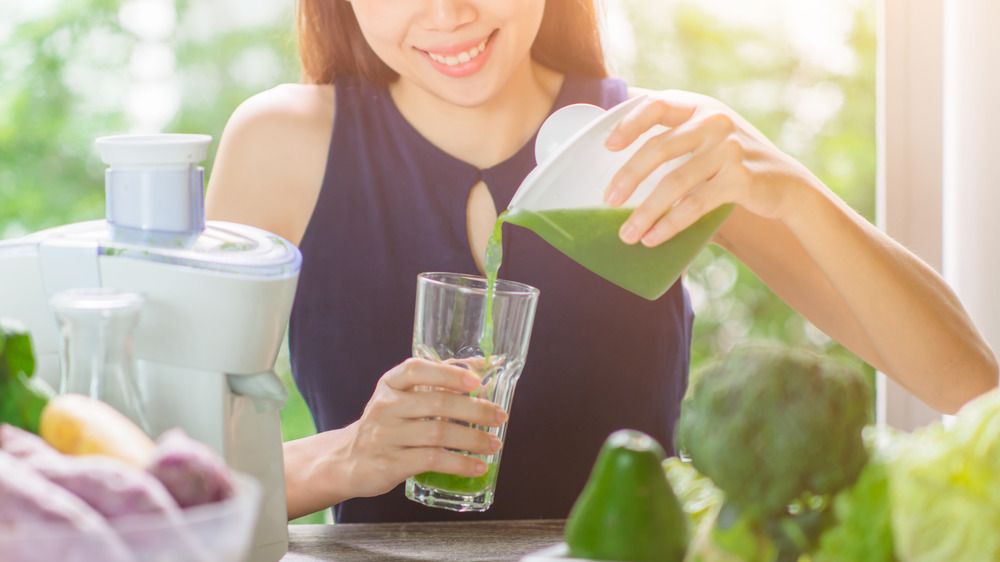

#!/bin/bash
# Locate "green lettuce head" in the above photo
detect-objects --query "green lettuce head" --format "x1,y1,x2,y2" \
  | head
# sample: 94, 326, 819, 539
890, 388, 1000, 562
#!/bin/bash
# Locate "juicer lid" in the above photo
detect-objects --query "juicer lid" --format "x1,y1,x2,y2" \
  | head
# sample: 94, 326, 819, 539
510, 94, 681, 213
8, 220, 301, 279
96, 134, 212, 168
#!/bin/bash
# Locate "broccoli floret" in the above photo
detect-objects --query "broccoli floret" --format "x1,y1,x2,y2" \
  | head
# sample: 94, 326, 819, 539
677, 343, 870, 536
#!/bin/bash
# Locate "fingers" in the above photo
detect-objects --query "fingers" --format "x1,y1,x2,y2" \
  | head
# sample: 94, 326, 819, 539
400, 418, 503, 456
634, 173, 736, 247
619, 142, 734, 246
604, 117, 707, 208
377, 358, 507, 426
372, 415, 502, 482
352, 358, 511, 488
396, 446, 492, 480
605, 95, 697, 151
403, 389, 509, 428
342, 419, 497, 497
603, 94, 750, 246
382, 357, 481, 393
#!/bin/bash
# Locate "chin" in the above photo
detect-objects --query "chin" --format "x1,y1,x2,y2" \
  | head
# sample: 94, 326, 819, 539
442, 72, 520, 108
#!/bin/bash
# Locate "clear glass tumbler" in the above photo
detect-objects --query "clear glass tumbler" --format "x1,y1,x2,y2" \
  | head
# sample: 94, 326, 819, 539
50, 288, 150, 434
404, 272, 539, 512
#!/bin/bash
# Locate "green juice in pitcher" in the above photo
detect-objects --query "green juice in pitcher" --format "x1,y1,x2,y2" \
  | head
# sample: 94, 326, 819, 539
502, 204, 734, 300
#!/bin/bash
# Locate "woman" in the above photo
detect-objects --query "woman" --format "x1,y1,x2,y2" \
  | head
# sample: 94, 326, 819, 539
205, 0, 997, 522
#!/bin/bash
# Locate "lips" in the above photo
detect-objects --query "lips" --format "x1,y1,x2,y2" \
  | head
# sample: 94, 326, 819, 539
418, 30, 497, 77
425, 36, 489, 67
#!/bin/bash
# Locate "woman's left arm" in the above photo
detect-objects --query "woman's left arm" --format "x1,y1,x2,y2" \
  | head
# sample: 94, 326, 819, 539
606, 89, 997, 413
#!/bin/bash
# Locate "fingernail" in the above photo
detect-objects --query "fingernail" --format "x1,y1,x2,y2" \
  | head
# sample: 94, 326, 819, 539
463, 373, 481, 389
605, 132, 620, 149
474, 460, 488, 475
620, 223, 637, 244
605, 188, 620, 207
489, 436, 503, 452
495, 408, 509, 424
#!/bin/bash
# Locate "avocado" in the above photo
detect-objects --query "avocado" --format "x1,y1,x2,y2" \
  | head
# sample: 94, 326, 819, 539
565, 429, 688, 561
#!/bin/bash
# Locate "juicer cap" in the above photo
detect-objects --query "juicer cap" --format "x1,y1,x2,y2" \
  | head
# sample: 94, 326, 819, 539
96, 134, 212, 168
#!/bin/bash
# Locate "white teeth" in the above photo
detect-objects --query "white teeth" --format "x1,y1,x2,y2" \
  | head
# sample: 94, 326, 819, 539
428, 38, 489, 66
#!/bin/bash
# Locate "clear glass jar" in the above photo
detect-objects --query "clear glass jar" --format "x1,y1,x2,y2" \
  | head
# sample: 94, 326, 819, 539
50, 288, 150, 433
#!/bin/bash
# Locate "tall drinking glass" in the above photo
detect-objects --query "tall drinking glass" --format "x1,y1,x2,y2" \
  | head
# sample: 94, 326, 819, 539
404, 272, 539, 512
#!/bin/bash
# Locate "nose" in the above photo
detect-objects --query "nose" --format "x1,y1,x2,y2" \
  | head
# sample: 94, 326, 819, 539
421, 0, 476, 31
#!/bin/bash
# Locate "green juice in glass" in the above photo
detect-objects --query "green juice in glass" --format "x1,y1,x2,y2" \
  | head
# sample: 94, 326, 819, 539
413, 461, 499, 495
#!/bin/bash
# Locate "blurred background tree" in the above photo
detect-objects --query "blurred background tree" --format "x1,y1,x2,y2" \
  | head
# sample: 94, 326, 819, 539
1, 0, 875, 523
0, 0, 298, 237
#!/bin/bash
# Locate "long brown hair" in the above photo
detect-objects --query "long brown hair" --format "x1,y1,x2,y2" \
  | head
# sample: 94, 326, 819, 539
296, 0, 608, 86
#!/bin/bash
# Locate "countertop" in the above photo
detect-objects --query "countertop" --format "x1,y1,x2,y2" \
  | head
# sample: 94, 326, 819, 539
281, 519, 565, 562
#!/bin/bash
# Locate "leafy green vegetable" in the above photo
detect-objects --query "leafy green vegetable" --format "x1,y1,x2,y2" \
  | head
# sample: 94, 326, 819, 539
889, 388, 1000, 562
0, 318, 36, 383
812, 457, 894, 562
663, 456, 723, 529
664, 457, 776, 562
0, 319, 52, 433
713, 502, 780, 562
676, 342, 871, 559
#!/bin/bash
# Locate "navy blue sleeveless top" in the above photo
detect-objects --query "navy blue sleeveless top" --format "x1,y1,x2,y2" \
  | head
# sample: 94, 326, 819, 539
289, 74, 693, 523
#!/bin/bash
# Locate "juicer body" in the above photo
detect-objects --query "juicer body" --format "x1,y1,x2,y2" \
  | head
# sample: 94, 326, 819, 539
0, 219, 299, 562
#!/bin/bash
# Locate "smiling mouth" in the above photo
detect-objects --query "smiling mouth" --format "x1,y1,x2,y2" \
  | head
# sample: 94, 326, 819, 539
423, 31, 496, 67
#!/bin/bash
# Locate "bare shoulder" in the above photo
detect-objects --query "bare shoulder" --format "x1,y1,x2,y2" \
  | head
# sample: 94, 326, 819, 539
217, 83, 335, 166
206, 83, 335, 245
233, 83, 335, 127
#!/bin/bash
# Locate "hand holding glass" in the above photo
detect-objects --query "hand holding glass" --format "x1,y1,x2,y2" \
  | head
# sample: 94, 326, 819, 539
404, 272, 539, 512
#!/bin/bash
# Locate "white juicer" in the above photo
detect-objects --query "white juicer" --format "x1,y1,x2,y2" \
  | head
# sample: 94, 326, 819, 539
0, 134, 300, 562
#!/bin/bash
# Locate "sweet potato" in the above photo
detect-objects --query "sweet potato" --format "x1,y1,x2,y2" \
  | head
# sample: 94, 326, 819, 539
0, 423, 60, 460
147, 428, 235, 508
0, 450, 134, 562
23, 447, 213, 561
27, 453, 181, 519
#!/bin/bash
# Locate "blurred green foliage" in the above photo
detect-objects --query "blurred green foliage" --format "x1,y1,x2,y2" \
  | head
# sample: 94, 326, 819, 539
0, 0, 299, 237
1, 0, 876, 523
